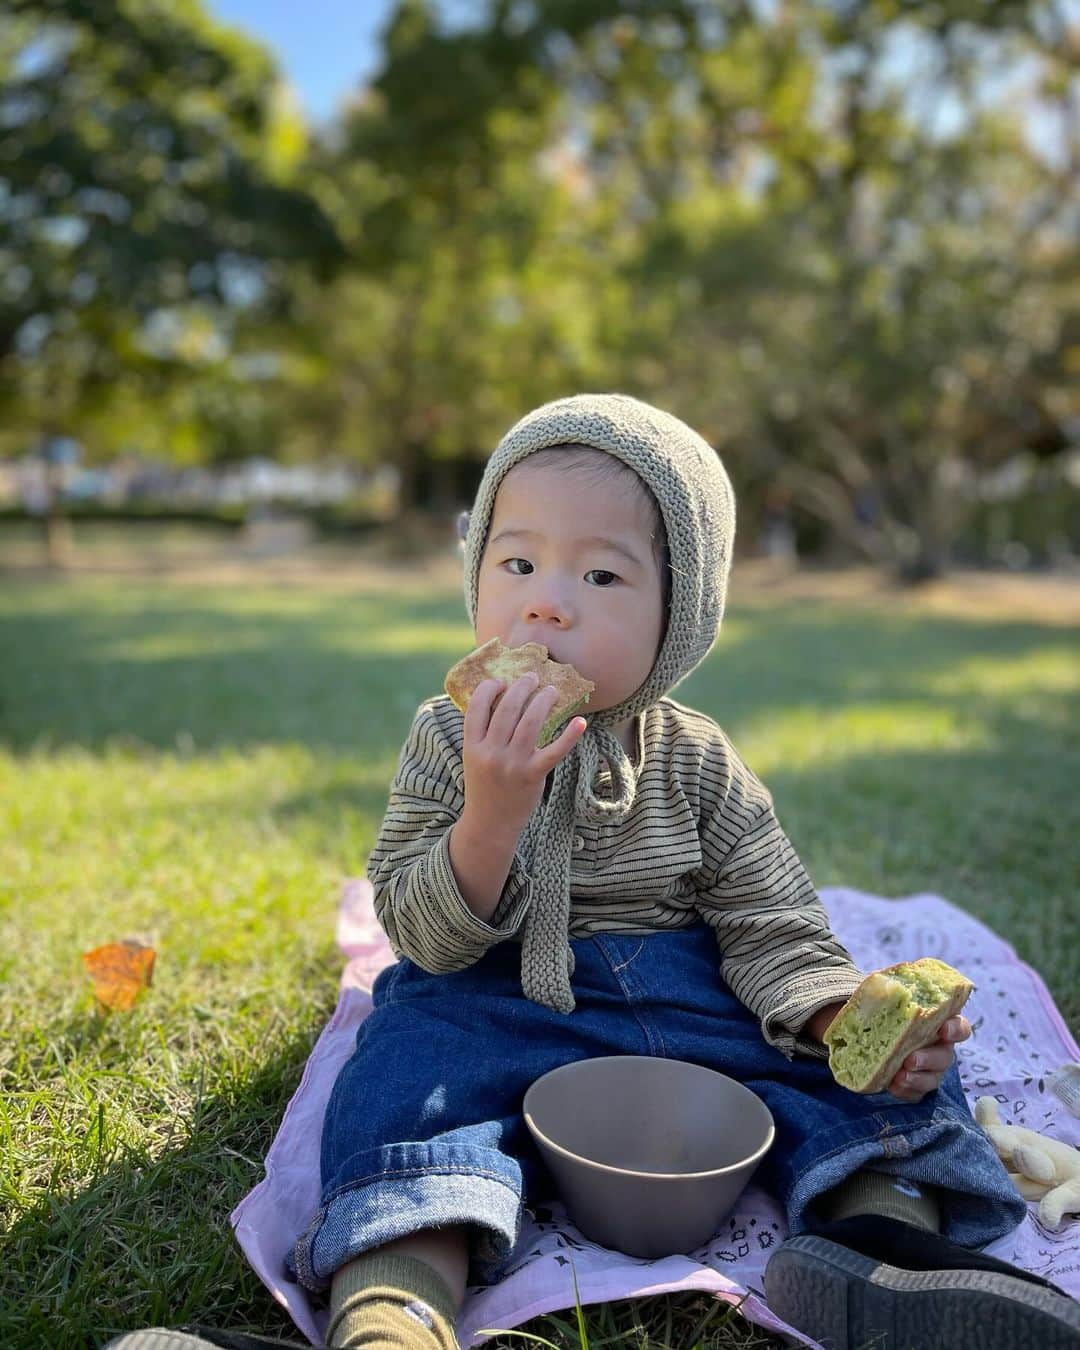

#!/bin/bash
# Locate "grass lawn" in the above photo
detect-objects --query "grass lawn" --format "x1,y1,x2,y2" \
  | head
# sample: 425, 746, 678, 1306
2, 558, 1077, 1350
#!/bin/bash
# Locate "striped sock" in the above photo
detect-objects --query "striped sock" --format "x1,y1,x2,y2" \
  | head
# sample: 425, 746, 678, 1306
327, 1252, 460, 1349
820, 1169, 941, 1232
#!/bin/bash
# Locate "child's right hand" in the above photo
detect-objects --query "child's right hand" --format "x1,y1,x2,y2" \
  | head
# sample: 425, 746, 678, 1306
461, 672, 587, 837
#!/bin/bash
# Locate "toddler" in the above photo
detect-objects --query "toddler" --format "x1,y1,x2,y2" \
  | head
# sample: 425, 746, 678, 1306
107, 396, 1080, 1350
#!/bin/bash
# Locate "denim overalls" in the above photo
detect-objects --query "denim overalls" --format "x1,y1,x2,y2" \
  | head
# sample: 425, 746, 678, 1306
289, 923, 1024, 1292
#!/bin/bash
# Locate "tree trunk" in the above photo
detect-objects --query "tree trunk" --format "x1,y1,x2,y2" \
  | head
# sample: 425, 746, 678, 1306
899, 535, 948, 584
895, 457, 965, 585
394, 440, 425, 516
41, 461, 73, 569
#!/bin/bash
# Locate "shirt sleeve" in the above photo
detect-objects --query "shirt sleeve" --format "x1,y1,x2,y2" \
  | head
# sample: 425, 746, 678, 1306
691, 739, 862, 1059
366, 700, 533, 972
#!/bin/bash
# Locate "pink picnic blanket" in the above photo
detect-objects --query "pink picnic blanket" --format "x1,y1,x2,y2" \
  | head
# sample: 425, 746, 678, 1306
231, 882, 1080, 1347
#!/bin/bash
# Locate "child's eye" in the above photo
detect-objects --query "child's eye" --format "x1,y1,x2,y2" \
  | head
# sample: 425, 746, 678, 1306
585, 570, 619, 587
505, 558, 533, 575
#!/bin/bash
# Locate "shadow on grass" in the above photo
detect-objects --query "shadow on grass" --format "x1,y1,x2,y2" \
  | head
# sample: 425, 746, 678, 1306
0, 580, 468, 759
1, 1005, 333, 1350
682, 601, 1078, 730
0, 582, 1076, 763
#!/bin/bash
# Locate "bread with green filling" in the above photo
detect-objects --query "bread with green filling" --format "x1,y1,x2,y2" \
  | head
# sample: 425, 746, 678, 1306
444, 637, 595, 748
824, 957, 975, 1093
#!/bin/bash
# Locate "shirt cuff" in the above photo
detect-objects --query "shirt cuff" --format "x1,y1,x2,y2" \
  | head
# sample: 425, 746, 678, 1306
426, 829, 532, 956
760, 967, 863, 1060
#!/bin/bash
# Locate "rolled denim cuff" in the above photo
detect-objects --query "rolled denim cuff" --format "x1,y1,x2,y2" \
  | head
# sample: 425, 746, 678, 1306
782, 1095, 1027, 1247
288, 1140, 525, 1292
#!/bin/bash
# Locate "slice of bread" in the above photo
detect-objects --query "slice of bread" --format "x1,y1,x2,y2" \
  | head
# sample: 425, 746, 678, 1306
444, 637, 595, 748
823, 957, 975, 1093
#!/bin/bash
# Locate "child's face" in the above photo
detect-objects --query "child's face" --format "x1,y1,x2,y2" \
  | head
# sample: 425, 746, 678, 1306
475, 458, 665, 714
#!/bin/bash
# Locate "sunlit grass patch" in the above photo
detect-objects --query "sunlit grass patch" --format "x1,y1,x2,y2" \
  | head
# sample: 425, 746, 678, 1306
735, 702, 991, 774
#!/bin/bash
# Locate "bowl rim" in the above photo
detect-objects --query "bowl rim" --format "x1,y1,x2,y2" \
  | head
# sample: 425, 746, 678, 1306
522, 1055, 777, 1182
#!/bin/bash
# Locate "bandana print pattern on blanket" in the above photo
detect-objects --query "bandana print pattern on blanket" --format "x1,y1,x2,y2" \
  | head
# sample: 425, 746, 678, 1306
230, 882, 1080, 1349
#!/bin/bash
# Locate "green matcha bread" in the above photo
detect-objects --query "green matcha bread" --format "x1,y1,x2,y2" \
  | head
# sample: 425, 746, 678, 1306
823, 957, 975, 1093
444, 637, 595, 749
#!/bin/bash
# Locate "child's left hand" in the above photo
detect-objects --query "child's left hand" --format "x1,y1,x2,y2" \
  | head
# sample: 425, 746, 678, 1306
886, 1015, 972, 1102
807, 1003, 973, 1102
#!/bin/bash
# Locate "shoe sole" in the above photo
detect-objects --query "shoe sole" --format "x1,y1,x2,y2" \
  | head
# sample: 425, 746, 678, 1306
764, 1235, 1080, 1350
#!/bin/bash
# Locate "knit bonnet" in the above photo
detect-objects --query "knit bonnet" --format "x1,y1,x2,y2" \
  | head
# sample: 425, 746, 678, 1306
461, 392, 735, 1013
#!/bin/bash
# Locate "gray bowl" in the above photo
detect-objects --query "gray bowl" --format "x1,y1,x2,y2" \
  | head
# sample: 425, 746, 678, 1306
523, 1055, 775, 1259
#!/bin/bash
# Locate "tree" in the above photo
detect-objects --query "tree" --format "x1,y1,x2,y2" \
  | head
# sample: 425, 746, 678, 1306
280, 0, 626, 519
0, 0, 345, 558
517, 1, 1076, 577
309, 0, 1074, 573
5, 0, 1072, 575
741, 0, 1077, 578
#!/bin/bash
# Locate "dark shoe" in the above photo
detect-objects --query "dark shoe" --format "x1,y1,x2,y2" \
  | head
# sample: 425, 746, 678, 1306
764, 1217, 1080, 1349
101, 1328, 309, 1350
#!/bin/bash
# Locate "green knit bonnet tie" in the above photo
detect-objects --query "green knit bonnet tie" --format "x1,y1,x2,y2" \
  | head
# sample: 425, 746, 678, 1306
462, 393, 735, 1013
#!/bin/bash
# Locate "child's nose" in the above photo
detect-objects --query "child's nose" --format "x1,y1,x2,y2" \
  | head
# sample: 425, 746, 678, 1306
524, 586, 573, 626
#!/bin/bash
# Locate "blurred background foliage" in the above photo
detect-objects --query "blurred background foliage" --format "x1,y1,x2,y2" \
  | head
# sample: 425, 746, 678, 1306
1, 0, 1076, 578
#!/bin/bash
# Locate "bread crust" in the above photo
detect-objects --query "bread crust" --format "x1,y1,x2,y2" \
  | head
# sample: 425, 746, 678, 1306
444, 637, 595, 747
824, 958, 975, 1094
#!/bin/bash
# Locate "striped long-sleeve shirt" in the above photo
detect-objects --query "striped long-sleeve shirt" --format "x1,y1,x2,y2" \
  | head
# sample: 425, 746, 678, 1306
367, 693, 863, 1058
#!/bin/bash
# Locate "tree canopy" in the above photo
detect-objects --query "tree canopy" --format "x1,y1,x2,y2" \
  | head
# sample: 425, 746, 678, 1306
3, 0, 1075, 574
0, 0, 344, 460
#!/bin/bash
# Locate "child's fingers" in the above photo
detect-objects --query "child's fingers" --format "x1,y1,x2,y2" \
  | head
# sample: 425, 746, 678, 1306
900, 1039, 956, 1083
890, 1038, 956, 1097
462, 678, 505, 740
889, 1066, 940, 1100
542, 718, 587, 767
938, 1015, 972, 1044
887, 1014, 971, 1101
509, 684, 560, 750
486, 672, 540, 743
536, 714, 587, 770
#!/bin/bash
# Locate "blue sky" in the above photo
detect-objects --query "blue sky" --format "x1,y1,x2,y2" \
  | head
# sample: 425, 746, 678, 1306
206, 0, 398, 126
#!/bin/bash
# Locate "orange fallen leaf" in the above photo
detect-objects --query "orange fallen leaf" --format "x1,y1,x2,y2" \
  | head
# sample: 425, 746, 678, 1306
82, 940, 156, 1011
